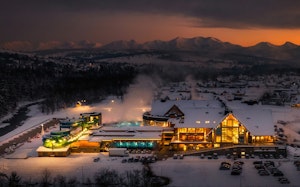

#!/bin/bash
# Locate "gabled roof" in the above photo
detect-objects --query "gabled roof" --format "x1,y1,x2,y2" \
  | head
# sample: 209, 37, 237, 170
169, 108, 225, 128
150, 100, 222, 116
164, 105, 184, 117
232, 109, 274, 136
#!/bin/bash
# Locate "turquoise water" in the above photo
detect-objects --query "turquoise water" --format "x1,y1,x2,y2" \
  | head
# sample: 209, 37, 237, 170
113, 141, 155, 149
113, 121, 142, 128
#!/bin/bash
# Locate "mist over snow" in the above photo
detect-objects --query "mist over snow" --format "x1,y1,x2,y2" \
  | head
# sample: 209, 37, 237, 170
57, 75, 158, 123
120, 75, 158, 120
97, 75, 157, 123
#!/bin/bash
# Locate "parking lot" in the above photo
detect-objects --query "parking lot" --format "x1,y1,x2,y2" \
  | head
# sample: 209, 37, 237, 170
151, 156, 300, 187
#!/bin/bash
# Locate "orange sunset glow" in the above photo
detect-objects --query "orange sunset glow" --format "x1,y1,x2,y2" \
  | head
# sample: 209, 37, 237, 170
1, 1, 300, 50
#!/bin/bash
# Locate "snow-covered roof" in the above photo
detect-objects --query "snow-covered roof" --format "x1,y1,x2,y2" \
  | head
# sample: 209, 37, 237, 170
232, 109, 274, 136
89, 131, 162, 142
162, 92, 191, 100
89, 125, 165, 141
150, 99, 222, 116
99, 125, 164, 132
170, 108, 224, 128
36, 145, 70, 152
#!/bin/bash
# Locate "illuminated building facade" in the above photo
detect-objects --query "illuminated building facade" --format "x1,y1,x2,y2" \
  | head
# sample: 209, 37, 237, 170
38, 100, 282, 157
143, 100, 277, 152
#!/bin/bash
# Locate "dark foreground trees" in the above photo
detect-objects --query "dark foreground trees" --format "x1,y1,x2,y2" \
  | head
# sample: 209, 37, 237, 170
0, 166, 170, 187
0, 171, 22, 187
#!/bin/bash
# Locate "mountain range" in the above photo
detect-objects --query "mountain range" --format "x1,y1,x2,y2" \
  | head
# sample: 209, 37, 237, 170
101, 37, 300, 62
102, 37, 241, 51
1, 36, 300, 63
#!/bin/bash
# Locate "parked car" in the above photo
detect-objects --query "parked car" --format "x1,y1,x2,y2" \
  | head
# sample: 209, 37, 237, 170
173, 154, 178, 159
213, 153, 218, 159
258, 170, 269, 176
219, 162, 231, 170
200, 154, 205, 159
253, 161, 263, 165
234, 161, 244, 165
273, 170, 284, 176
264, 160, 275, 167
255, 164, 265, 170
231, 169, 241, 175
278, 177, 290, 184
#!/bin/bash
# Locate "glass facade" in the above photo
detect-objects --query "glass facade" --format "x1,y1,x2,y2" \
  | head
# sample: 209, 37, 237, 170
217, 114, 248, 145
176, 128, 211, 142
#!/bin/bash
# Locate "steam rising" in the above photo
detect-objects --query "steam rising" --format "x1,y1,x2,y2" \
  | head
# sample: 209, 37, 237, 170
67, 74, 197, 123
96, 75, 157, 123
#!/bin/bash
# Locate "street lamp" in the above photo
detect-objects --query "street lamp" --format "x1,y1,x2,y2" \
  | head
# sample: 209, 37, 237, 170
41, 124, 44, 135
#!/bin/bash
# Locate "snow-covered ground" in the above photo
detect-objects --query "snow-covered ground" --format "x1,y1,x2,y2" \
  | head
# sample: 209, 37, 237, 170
151, 156, 300, 187
0, 97, 150, 145
1, 132, 300, 186
0, 86, 300, 185
1, 136, 300, 186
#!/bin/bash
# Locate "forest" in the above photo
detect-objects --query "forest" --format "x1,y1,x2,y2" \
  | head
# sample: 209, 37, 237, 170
0, 52, 137, 118
1, 49, 299, 118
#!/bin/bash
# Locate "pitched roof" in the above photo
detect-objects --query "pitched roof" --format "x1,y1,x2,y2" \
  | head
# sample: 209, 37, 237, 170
232, 109, 274, 136
170, 108, 225, 128
150, 100, 222, 116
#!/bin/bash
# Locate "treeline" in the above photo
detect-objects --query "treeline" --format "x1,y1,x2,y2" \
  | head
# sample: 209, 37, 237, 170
2, 50, 299, 118
0, 166, 169, 187
0, 52, 137, 117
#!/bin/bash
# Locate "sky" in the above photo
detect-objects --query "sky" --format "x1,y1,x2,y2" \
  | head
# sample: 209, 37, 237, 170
1, 0, 300, 50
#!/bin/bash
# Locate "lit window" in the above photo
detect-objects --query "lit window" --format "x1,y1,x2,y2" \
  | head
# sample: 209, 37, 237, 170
196, 121, 201, 124
205, 121, 210, 124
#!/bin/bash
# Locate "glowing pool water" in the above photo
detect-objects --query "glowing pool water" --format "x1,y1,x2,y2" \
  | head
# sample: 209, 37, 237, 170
110, 121, 143, 127
112, 141, 155, 149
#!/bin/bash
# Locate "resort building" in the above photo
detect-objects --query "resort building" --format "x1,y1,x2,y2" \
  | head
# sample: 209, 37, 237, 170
37, 99, 285, 157
142, 99, 282, 156
37, 112, 102, 156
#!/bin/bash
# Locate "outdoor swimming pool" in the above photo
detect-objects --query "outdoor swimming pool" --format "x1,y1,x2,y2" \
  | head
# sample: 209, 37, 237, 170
109, 121, 143, 128
112, 141, 156, 149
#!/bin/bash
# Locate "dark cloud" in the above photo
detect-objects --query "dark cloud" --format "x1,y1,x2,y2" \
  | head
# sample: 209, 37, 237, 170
3, 0, 299, 29
1, 0, 300, 44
